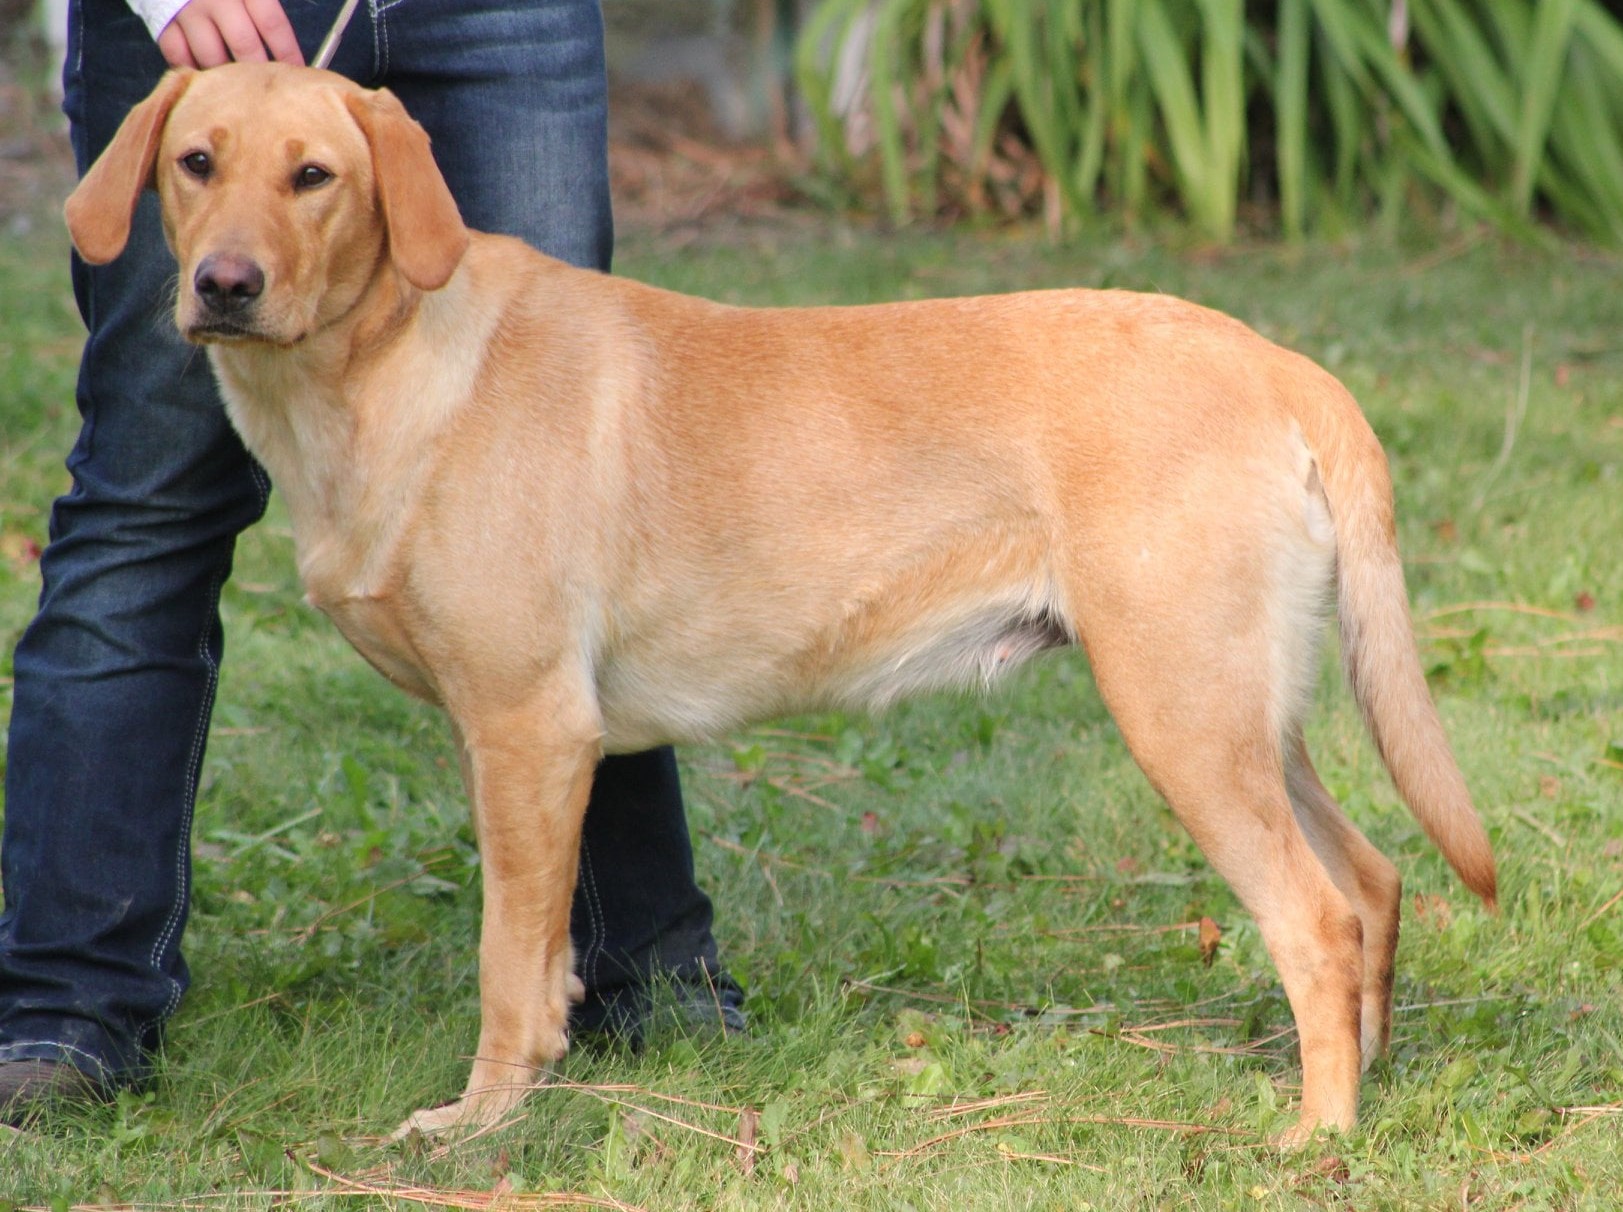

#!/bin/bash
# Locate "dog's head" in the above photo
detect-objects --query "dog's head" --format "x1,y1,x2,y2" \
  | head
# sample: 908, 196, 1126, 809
65, 62, 469, 346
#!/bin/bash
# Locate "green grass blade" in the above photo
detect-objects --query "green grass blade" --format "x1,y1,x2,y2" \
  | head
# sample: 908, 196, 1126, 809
1400, 130, 1551, 245
1121, 66, 1153, 220
969, 57, 1017, 196
990, 0, 1075, 213
1040, 0, 1090, 219
1511, 0, 1579, 215
1104, 0, 1141, 211
866, 0, 913, 224
1304, 0, 1378, 96
792, 0, 864, 176
1346, 14, 1450, 160
1275, 0, 1311, 238
1573, 0, 1623, 80
1316, 26, 1363, 208
1072, 0, 1111, 207
1043, 0, 1087, 145
1412, 0, 1517, 151
1136, 0, 1217, 234
1477, 0, 1532, 69
1195, 0, 1245, 240
1545, 45, 1623, 240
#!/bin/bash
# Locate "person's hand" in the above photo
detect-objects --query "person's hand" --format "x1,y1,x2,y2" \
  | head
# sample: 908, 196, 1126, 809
156, 0, 303, 69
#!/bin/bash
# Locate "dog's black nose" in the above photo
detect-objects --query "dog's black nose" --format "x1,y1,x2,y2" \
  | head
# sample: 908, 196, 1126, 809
194, 253, 264, 310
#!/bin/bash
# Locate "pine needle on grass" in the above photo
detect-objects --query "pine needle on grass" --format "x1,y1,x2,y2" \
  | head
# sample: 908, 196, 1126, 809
885, 1111, 1248, 1162
305, 1159, 646, 1211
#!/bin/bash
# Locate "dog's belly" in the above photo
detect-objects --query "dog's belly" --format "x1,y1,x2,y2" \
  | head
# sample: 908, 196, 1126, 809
594, 595, 1071, 753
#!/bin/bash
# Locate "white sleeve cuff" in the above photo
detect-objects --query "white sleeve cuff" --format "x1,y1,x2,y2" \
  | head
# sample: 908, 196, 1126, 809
128, 0, 192, 42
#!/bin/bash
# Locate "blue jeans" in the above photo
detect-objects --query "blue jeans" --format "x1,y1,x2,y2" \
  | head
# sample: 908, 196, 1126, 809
0, 0, 723, 1085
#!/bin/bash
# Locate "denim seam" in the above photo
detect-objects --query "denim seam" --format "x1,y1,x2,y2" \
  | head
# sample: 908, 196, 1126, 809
0, 1039, 110, 1081
577, 840, 604, 992
139, 465, 269, 1044
372, 0, 390, 78
249, 459, 271, 513
67, 3, 96, 472
140, 558, 229, 1034
69, 0, 82, 80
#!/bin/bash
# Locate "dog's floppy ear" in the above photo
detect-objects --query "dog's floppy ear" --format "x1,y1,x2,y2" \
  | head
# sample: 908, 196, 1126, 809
64, 68, 195, 264
343, 87, 469, 292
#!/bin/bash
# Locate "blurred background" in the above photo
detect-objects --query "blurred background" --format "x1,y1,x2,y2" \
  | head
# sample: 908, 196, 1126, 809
7, 1, 1623, 243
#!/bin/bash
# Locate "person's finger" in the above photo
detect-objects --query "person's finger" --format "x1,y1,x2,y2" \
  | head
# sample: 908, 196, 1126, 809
212, 5, 271, 63
155, 22, 200, 68
170, 11, 231, 68
245, 0, 303, 64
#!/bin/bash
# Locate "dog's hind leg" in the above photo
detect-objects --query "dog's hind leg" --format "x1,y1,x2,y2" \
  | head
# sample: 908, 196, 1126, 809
1098, 665, 1364, 1142
1070, 535, 1364, 1144
392, 683, 603, 1141
1141, 740, 1362, 1140
1284, 733, 1402, 1066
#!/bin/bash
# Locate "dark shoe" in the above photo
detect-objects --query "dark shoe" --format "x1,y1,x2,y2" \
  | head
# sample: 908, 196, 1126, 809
670, 970, 749, 1038
573, 969, 748, 1048
0, 1059, 108, 1125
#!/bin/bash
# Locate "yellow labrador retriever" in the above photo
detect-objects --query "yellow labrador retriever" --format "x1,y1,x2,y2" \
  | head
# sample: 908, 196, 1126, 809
66, 62, 1495, 1145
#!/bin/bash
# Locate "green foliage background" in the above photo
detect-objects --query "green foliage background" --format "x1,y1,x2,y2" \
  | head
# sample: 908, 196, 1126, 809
795, 0, 1623, 242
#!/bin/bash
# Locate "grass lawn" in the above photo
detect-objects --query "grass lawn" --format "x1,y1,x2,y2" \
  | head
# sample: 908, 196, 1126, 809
1, 200, 1620, 1208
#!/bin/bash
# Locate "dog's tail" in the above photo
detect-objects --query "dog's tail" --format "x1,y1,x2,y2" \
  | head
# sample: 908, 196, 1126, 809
1298, 371, 1498, 908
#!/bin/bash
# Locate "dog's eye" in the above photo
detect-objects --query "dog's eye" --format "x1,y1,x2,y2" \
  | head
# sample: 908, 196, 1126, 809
294, 164, 333, 191
180, 151, 212, 180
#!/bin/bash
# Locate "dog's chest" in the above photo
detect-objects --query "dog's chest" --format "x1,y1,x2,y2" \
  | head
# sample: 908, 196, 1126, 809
316, 591, 439, 703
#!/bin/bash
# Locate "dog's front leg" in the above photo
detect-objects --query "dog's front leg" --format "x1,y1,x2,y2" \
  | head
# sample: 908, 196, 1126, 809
391, 690, 602, 1140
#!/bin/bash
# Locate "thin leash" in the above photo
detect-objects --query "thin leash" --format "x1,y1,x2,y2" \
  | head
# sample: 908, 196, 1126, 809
311, 0, 363, 69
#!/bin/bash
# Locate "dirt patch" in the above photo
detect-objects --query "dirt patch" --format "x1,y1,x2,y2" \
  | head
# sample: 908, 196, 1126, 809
608, 77, 808, 237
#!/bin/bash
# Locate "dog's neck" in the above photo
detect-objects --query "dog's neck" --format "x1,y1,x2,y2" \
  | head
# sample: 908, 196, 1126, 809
207, 262, 484, 603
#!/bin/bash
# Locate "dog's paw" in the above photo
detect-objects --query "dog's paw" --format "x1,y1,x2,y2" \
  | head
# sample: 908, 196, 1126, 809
1271, 1113, 1349, 1150
388, 1099, 479, 1144
567, 972, 585, 1005
387, 1074, 545, 1143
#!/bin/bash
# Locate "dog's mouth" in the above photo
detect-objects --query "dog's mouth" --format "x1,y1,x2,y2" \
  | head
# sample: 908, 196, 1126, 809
183, 314, 308, 348
186, 319, 258, 343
